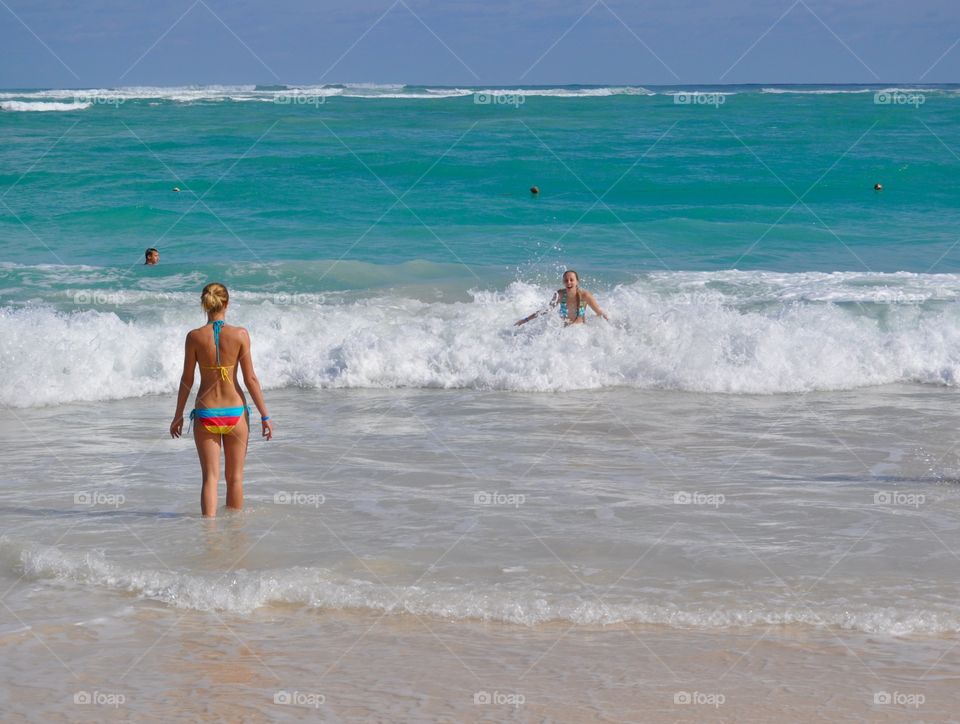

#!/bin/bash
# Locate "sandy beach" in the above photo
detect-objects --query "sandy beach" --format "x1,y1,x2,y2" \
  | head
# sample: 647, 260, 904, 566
3, 606, 957, 721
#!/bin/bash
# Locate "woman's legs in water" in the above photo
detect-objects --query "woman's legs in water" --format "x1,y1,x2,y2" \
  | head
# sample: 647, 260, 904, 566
223, 413, 249, 511
194, 426, 222, 517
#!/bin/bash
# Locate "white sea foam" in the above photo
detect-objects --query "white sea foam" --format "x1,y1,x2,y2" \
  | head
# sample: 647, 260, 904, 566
663, 90, 737, 96
342, 82, 406, 90
352, 88, 472, 99
0, 101, 92, 112
0, 85, 656, 104
0, 86, 254, 103
7, 538, 958, 634
761, 87, 873, 94
760, 87, 942, 95
473, 87, 654, 97
3, 271, 960, 406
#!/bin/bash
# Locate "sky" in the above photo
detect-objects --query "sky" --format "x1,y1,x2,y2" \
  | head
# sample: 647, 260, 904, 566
1, 0, 958, 88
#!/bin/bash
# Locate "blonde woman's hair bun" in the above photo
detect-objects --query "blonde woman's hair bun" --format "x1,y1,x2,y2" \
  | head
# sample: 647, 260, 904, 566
201, 282, 229, 313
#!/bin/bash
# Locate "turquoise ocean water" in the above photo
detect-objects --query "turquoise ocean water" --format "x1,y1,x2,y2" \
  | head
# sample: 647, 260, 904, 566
2, 84, 959, 276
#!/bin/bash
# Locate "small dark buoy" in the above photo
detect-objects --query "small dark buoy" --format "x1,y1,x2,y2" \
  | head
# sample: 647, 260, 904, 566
873, 183, 883, 191
530, 186, 539, 195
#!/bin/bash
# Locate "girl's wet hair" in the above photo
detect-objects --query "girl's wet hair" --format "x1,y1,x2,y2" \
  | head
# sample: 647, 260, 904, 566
201, 282, 229, 313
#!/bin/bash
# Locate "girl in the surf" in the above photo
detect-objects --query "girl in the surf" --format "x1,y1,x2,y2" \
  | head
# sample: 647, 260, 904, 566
515, 270, 609, 326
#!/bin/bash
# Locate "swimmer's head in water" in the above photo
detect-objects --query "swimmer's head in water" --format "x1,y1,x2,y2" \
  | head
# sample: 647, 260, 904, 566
874, 183, 883, 191
562, 270, 579, 290
145, 248, 159, 265
201, 282, 229, 315
530, 186, 540, 195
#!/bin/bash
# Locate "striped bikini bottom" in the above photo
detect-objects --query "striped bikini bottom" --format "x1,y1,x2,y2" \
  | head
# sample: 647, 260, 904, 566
189, 406, 250, 435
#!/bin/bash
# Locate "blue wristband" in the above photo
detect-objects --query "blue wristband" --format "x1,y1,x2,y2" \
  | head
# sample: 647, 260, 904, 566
261, 416, 270, 421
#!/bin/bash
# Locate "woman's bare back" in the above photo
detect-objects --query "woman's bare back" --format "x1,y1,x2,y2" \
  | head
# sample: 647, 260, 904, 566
190, 323, 247, 409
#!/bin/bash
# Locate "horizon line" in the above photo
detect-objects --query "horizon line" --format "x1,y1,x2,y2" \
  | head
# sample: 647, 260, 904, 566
2, 81, 959, 92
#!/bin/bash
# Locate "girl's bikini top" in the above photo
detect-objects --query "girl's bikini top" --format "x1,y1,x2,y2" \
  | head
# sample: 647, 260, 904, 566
559, 290, 586, 320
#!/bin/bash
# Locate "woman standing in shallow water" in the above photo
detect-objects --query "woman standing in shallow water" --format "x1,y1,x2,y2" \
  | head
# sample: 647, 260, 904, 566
515, 270, 609, 326
170, 283, 273, 517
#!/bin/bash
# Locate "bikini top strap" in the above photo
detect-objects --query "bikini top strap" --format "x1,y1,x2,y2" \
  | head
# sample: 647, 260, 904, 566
211, 320, 224, 366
